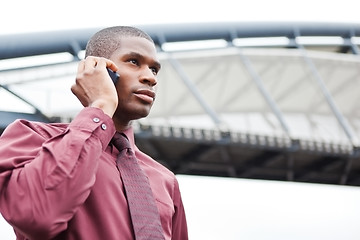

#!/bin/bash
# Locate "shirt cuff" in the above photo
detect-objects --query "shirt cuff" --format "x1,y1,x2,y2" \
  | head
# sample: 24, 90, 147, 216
69, 107, 116, 150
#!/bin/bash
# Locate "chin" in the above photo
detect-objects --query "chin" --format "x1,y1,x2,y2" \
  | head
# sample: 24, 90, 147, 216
138, 109, 151, 119
130, 106, 151, 120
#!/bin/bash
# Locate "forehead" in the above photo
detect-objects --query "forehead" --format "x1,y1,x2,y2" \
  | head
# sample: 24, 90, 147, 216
110, 37, 158, 61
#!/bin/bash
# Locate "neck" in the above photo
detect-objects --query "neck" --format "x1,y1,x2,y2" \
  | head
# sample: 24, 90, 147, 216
113, 118, 132, 132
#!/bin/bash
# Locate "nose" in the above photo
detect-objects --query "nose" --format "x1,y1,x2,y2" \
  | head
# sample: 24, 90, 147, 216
139, 67, 157, 87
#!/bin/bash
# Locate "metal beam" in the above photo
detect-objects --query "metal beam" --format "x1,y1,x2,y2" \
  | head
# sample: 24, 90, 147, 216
235, 48, 291, 137
167, 55, 223, 125
295, 43, 357, 145
1, 22, 360, 60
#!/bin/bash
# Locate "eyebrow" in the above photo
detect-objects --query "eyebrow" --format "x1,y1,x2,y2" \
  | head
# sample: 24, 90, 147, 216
125, 52, 161, 70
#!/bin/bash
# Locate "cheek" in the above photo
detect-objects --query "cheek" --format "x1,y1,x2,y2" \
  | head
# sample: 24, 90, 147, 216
116, 71, 135, 91
115, 79, 131, 95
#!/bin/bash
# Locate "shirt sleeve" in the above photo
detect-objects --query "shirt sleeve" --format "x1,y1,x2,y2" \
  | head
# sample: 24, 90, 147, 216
0, 107, 115, 239
171, 177, 189, 240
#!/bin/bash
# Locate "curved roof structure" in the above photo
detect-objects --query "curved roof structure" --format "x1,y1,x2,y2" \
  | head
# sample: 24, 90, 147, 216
1, 22, 360, 185
1, 21, 360, 59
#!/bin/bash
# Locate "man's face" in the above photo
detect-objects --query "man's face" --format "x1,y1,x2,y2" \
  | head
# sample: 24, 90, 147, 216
109, 37, 161, 124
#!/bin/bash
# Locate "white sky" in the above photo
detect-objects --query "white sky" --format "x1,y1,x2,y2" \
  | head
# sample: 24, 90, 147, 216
1, 0, 360, 35
1, 0, 360, 239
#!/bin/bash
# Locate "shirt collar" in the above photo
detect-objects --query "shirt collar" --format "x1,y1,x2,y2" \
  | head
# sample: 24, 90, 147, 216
121, 127, 136, 150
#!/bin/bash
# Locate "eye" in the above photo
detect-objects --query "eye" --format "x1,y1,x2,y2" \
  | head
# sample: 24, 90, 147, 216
129, 59, 138, 65
150, 67, 158, 76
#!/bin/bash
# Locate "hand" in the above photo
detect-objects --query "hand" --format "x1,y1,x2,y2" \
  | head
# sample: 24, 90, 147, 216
71, 56, 119, 117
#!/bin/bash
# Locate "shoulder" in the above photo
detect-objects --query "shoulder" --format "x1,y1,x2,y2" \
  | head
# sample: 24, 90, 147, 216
134, 145, 177, 188
136, 146, 174, 175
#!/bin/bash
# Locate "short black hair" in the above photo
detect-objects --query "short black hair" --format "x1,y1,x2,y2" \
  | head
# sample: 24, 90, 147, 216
85, 26, 154, 58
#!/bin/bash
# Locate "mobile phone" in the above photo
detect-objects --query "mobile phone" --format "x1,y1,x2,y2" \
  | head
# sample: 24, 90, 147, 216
107, 68, 120, 84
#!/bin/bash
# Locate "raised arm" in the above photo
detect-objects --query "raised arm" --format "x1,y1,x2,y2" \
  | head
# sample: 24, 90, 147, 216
0, 56, 118, 239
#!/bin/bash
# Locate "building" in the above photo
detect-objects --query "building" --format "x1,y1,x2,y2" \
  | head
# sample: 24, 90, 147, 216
1, 22, 360, 186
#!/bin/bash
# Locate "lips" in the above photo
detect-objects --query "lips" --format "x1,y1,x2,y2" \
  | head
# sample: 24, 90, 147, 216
134, 89, 156, 104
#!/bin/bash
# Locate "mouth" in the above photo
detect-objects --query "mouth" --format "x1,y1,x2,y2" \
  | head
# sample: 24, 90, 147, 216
134, 89, 156, 104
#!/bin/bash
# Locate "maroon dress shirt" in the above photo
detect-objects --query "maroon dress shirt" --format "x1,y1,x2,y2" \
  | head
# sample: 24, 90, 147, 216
0, 107, 188, 240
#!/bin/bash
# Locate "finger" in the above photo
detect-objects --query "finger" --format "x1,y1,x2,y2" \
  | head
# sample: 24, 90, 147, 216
93, 58, 119, 74
106, 60, 118, 72
70, 84, 87, 107
84, 56, 98, 70
94, 57, 118, 72
77, 59, 86, 72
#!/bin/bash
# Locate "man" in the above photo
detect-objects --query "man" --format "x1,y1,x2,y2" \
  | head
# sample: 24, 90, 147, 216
0, 26, 188, 240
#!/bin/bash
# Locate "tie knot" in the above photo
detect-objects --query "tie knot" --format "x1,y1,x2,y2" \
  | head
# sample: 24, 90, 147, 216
112, 132, 131, 151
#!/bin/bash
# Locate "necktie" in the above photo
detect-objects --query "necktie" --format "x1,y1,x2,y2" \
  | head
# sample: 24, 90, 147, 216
112, 132, 165, 240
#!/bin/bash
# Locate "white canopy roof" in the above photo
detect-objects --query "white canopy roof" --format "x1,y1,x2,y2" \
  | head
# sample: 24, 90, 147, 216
1, 46, 360, 147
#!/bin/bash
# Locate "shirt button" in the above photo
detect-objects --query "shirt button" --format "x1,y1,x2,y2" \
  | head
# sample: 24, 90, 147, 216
101, 124, 107, 130
93, 117, 100, 123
